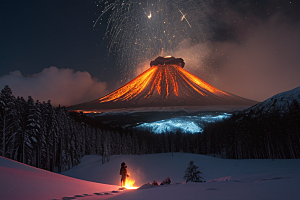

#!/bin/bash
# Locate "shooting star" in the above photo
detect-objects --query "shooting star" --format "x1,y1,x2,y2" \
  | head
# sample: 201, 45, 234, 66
173, 3, 192, 28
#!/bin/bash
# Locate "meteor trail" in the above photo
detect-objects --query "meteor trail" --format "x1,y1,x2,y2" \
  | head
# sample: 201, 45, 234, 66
173, 3, 192, 28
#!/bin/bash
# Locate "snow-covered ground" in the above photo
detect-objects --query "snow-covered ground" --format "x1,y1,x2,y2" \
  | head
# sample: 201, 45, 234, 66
1, 153, 300, 200
0, 156, 120, 200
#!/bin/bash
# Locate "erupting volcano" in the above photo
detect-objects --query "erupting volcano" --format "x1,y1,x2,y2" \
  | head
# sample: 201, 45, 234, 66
69, 56, 257, 112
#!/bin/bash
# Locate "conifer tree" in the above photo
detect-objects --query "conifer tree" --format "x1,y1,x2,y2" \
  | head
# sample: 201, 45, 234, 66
183, 161, 204, 183
126, 133, 133, 154
121, 132, 128, 154
132, 133, 139, 154
15, 97, 29, 163
40, 101, 51, 170
0, 85, 16, 157
25, 97, 43, 167
102, 131, 111, 163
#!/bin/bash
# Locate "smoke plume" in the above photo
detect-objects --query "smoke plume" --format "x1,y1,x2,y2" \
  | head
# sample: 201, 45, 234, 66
0, 67, 108, 106
168, 4, 300, 102
211, 16, 300, 101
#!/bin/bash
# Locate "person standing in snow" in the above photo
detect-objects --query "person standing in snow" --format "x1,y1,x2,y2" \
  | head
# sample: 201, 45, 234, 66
120, 162, 129, 187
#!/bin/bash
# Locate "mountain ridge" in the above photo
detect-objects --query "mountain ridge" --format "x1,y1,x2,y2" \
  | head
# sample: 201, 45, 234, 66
244, 86, 300, 115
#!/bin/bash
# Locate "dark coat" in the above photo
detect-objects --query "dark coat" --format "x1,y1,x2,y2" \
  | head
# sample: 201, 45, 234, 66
120, 166, 127, 180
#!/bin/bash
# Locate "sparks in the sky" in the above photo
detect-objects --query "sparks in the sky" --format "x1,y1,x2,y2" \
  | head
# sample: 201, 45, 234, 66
94, 0, 211, 79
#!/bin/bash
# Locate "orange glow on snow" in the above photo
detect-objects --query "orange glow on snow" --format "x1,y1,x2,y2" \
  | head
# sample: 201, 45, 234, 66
69, 110, 102, 114
97, 64, 230, 103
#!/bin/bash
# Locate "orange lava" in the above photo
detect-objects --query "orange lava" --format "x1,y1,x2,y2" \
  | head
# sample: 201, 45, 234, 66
97, 64, 229, 103
177, 67, 229, 96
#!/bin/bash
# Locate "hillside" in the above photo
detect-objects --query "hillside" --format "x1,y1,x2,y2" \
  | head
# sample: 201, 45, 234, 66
62, 153, 300, 200
201, 86, 300, 159
0, 153, 300, 200
0, 156, 119, 200
1, 153, 300, 199
244, 86, 300, 115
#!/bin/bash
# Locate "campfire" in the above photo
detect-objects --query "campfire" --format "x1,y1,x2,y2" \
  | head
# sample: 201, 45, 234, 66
124, 177, 138, 190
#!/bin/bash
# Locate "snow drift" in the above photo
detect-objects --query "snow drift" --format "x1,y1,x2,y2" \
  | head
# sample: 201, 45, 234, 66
0, 156, 119, 200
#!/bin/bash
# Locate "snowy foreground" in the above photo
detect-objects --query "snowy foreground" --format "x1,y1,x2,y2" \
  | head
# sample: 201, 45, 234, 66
1, 153, 300, 200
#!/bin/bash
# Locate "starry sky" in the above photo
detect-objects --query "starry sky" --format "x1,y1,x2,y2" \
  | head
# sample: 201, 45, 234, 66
0, 0, 300, 106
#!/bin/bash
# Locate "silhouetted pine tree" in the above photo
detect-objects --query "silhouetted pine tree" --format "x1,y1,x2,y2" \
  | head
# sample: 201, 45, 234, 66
183, 161, 204, 183
0, 85, 16, 157
115, 131, 122, 155
14, 97, 27, 162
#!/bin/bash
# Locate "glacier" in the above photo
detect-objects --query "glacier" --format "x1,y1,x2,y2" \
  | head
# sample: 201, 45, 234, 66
136, 113, 231, 134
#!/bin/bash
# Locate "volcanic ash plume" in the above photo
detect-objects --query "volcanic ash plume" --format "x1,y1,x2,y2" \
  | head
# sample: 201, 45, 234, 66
68, 56, 257, 112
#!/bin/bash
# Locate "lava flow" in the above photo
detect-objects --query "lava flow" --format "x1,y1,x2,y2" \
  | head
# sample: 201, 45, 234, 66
68, 56, 258, 112
97, 56, 229, 103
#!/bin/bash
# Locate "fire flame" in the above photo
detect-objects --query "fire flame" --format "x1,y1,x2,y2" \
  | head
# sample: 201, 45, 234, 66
124, 178, 138, 190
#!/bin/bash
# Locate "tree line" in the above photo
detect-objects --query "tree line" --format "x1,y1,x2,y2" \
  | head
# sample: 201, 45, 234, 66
1, 85, 299, 174
0, 85, 197, 172
200, 100, 300, 159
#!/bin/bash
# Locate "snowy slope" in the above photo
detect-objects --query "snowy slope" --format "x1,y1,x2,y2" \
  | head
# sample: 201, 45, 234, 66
0, 156, 120, 200
1, 153, 300, 200
245, 86, 300, 115
62, 153, 300, 200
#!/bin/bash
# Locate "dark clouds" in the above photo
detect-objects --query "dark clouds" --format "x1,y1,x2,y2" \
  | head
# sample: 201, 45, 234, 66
209, 1, 300, 101
0, 67, 107, 106
174, 0, 300, 101
211, 16, 300, 101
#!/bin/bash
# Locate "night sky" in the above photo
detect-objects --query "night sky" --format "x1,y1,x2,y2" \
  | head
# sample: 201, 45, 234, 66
1, 0, 300, 106
0, 0, 117, 81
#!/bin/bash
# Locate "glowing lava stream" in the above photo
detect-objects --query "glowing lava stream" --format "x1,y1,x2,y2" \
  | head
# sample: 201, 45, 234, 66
97, 64, 230, 103
67, 56, 258, 112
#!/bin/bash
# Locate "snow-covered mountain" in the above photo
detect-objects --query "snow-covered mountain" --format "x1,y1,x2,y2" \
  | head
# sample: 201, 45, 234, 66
244, 86, 300, 115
